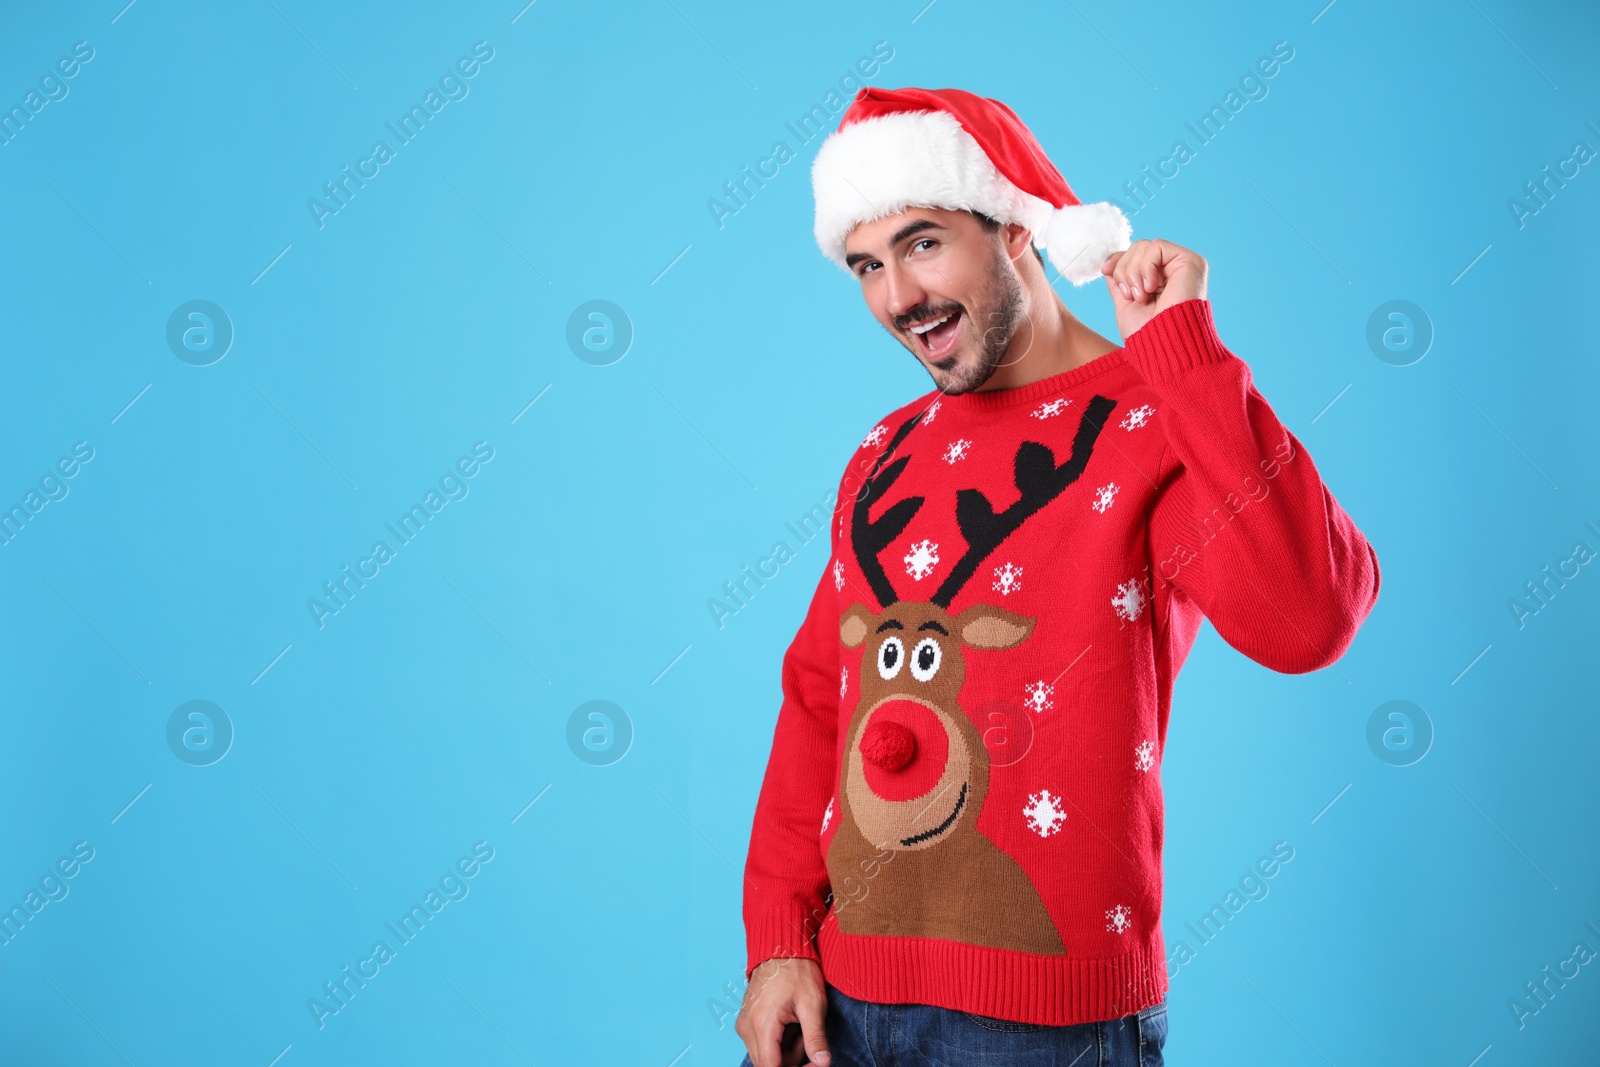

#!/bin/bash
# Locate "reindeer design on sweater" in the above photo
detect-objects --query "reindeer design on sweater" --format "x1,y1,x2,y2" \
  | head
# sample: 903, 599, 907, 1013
827, 395, 1118, 955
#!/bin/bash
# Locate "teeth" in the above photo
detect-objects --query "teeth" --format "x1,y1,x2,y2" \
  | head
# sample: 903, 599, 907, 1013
910, 314, 953, 335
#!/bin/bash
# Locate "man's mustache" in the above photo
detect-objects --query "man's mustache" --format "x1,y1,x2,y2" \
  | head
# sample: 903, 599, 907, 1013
895, 304, 963, 332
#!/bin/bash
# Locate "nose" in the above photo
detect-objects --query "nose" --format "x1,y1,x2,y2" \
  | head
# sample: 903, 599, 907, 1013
881, 261, 927, 324
860, 700, 949, 802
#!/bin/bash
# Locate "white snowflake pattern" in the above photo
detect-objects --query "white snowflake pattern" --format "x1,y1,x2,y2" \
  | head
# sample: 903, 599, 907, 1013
862, 423, 887, 448
1135, 740, 1155, 773
821, 797, 834, 834
923, 398, 941, 424
904, 539, 940, 581
1111, 576, 1148, 622
832, 559, 845, 591
1023, 680, 1054, 714
1105, 904, 1132, 934
942, 438, 972, 465
992, 562, 1023, 596
1031, 398, 1072, 419
840, 665, 849, 699
1091, 482, 1120, 513
1119, 404, 1155, 431
1023, 790, 1068, 837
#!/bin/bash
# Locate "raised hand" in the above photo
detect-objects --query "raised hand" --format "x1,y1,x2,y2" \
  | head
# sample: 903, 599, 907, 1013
1101, 239, 1209, 340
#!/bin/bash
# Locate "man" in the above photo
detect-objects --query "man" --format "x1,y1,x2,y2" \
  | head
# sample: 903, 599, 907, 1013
735, 87, 1380, 1067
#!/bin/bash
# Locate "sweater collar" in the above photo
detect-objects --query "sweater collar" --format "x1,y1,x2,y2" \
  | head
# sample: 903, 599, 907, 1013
934, 346, 1129, 413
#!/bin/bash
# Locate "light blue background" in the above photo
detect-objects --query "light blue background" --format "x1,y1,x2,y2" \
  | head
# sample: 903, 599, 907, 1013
2, 1, 1597, 1064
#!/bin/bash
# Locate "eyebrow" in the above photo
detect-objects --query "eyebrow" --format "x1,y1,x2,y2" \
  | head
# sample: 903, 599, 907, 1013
845, 219, 945, 269
916, 621, 948, 635
875, 619, 904, 633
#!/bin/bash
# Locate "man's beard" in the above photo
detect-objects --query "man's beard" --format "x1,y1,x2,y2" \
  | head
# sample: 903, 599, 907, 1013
915, 243, 1027, 396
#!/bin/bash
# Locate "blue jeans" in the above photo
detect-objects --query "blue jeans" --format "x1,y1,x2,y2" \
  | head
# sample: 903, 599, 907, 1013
740, 982, 1168, 1066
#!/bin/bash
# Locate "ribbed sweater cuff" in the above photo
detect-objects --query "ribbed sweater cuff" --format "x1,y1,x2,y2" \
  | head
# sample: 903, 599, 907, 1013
1120, 297, 1233, 383
746, 910, 823, 981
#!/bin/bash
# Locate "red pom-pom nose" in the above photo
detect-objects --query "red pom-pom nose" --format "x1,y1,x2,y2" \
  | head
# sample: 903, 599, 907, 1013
860, 702, 949, 801
861, 718, 917, 771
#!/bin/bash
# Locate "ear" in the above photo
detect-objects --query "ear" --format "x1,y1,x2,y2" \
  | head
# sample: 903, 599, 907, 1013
955, 603, 1035, 650
1002, 221, 1035, 266
840, 603, 877, 648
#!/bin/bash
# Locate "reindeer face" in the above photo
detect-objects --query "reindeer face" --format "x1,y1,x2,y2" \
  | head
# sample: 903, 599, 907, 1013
839, 600, 1033, 851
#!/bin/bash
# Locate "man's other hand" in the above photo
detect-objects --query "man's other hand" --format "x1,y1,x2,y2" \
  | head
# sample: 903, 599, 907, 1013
735, 957, 832, 1067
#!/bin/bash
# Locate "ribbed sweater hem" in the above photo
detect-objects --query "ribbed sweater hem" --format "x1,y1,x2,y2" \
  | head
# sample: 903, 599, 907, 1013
817, 917, 1168, 1026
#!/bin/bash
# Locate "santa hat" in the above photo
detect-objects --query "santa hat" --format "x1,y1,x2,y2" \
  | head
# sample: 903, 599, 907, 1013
811, 86, 1131, 286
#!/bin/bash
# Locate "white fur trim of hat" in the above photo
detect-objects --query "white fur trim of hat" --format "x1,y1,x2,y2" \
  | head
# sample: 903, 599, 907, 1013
811, 109, 1130, 286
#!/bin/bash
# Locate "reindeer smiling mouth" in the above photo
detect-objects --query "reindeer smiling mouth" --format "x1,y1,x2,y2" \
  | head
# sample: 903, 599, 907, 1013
903, 781, 967, 846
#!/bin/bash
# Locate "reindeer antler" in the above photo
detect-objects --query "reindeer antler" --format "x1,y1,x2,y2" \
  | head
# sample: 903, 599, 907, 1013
931, 395, 1118, 608
851, 411, 925, 608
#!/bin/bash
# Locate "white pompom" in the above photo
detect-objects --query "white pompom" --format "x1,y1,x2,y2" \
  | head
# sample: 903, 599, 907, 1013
1042, 203, 1133, 287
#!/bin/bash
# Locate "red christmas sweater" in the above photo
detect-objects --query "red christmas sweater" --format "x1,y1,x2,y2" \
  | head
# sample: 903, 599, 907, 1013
740, 298, 1381, 1025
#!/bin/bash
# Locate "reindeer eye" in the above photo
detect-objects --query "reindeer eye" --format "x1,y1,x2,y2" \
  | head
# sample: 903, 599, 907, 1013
877, 636, 905, 679
910, 637, 942, 682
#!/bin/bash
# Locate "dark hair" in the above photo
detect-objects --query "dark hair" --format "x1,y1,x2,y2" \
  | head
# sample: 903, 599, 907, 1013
971, 210, 1047, 270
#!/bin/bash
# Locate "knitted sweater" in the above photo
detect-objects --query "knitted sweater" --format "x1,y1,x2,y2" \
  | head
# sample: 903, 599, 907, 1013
740, 297, 1381, 1025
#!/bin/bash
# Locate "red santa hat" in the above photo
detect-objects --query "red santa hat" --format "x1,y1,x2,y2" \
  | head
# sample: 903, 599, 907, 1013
811, 86, 1131, 286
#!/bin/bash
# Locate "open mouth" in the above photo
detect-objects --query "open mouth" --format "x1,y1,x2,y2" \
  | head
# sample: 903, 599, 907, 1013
909, 309, 962, 361
900, 780, 967, 846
